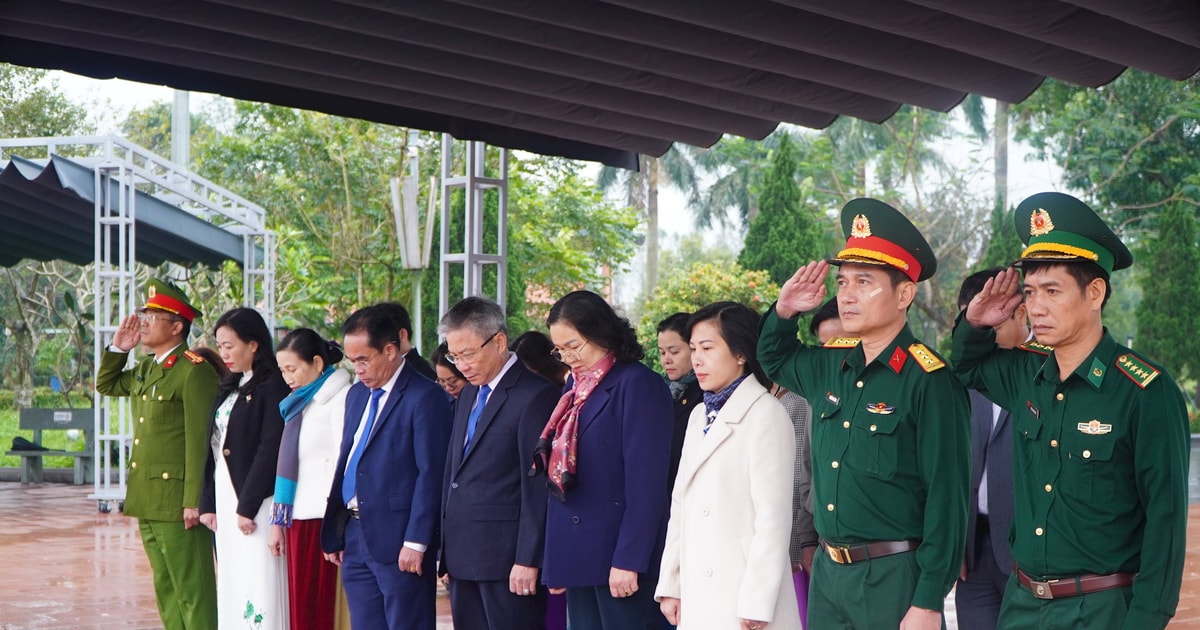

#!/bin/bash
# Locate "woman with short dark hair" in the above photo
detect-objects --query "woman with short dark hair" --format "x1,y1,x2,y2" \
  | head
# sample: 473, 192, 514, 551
200, 307, 292, 629
655, 302, 801, 630
534, 290, 674, 630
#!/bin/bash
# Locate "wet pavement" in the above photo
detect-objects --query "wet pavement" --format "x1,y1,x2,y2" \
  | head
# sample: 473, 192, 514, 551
1, 478, 1199, 628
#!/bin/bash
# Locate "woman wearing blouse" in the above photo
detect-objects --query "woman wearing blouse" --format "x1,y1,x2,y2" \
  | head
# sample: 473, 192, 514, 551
656, 302, 800, 630
534, 290, 674, 630
268, 328, 352, 630
200, 307, 291, 629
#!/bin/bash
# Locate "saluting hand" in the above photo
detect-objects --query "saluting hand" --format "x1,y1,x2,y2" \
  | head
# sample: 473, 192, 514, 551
111, 314, 142, 352
776, 261, 830, 319
965, 267, 1023, 330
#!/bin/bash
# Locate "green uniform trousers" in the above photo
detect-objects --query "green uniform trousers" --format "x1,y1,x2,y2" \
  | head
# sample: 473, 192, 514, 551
138, 519, 217, 630
997, 574, 1131, 630
807, 550, 946, 630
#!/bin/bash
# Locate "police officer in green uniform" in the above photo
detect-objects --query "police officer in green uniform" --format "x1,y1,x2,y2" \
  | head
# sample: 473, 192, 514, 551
758, 199, 970, 630
95, 279, 219, 630
952, 192, 1188, 630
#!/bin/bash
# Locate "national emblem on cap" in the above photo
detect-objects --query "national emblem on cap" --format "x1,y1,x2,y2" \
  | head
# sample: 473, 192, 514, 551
1014, 192, 1132, 276
829, 198, 937, 283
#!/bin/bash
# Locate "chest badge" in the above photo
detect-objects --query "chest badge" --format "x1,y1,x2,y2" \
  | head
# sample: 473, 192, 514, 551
865, 402, 895, 415
826, 392, 840, 405
1026, 401, 1040, 419
1077, 419, 1113, 435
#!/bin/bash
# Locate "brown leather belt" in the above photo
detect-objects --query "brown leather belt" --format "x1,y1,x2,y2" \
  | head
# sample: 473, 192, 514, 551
819, 539, 918, 565
1016, 567, 1134, 600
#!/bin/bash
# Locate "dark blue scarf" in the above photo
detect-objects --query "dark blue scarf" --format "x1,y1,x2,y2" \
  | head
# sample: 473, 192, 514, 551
702, 373, 749, 433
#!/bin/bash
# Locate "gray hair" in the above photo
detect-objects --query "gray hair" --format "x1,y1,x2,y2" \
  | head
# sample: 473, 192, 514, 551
438, 296, 507, 339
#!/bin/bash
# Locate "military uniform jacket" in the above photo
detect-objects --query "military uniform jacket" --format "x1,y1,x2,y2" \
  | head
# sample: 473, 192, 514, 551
96, 347, 219, 522
951, 319, 1188, 630
758, 310, 970, 612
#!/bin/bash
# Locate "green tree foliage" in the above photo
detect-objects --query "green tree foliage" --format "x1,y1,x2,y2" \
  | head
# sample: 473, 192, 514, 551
509, 156, 640, 322
1134, 204, 1200, 386
637, 262, 777, 371
739, 133, 830, 286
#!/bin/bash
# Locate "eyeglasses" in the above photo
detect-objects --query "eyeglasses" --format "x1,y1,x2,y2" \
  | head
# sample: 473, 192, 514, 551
138, 312, 176, 324
551, 339, 591, 363
347, 351, 381, 370
445, 331, 499, 366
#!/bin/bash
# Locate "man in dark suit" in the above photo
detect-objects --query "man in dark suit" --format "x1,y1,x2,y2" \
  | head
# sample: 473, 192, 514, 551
955, 269, 1027, 630
439, 296, 560, 629
321, 304, 452, 629
378, 301, 438, 382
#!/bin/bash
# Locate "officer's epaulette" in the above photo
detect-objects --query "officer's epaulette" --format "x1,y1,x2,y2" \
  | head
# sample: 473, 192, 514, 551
907, 343, 946, 373
1018, 340, 1053, 356
1115, 352, 1160, 389
822, 337, 860, 349
183, 350, 206, 365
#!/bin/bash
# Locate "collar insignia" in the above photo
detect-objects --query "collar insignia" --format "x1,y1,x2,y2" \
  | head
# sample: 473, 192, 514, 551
865, 402, 895, 415
888, 347, 908, 374
1030, 208, 1055, 236
163, 355, 177, 369
1077, 419, 1113, 435
850, 214, 872, 238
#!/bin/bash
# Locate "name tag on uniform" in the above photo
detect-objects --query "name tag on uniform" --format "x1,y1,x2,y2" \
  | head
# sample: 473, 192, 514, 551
1077, 419, 1113, 435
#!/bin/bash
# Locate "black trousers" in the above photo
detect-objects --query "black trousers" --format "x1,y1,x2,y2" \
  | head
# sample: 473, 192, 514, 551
449, 576, 547, 630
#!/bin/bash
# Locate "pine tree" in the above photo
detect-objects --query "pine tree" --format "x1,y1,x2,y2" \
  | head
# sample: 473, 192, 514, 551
978, 202, 1023, 270
738, 133, 827, 286
1135, 204, 1200, 400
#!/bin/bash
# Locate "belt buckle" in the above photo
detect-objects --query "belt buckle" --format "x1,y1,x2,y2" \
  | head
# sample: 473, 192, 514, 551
827, 544, 852, 564
1029, 578, 1058, 599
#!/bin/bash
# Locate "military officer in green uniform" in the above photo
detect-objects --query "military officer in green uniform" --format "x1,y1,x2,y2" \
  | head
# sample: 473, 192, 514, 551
952, 192, 1188, 630
95, 279, 219, 630
758, 199, 970, 630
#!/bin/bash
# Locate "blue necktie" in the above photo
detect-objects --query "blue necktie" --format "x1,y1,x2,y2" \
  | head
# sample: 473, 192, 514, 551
463, 384, 491, 455
342, 388, 385, 505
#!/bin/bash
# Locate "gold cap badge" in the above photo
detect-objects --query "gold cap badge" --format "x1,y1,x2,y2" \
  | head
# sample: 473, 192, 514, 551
850, 214, 872, 238
1030, 208, 1055, 237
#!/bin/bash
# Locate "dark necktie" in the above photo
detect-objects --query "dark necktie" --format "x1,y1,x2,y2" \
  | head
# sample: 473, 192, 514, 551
341, 388, 385, 504
463, 384, 492, 455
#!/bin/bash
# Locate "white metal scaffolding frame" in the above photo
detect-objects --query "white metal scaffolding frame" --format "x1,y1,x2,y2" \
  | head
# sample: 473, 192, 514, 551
0, 135, 273, 511
439, 136, 509, 313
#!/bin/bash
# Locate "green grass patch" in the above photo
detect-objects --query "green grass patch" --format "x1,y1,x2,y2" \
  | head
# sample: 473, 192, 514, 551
0, 409, 92, 468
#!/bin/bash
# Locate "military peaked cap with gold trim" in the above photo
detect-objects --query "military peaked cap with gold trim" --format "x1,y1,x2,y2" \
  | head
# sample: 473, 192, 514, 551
829, 198, 937, 283
1013, 192, 1133, 276
141, 278, 201, 323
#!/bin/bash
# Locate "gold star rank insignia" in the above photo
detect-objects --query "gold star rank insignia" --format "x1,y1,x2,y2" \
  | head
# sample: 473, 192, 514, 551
823, 337, 860, 349
1116, 353, 1160, 389
908, 343, 945, 373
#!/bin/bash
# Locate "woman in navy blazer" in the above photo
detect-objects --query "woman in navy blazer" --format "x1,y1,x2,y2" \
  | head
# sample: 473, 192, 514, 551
537, 290, 674, 630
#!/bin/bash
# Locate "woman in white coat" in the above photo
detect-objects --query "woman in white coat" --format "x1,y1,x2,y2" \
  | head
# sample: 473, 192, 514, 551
268, 328, 352, 630
656, 302, 801, 630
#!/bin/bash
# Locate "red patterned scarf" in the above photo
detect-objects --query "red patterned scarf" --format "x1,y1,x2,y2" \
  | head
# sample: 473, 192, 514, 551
530, 353, 617, 501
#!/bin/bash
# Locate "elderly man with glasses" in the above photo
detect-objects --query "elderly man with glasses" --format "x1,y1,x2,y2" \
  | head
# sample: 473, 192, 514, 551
439, 296, 561, 630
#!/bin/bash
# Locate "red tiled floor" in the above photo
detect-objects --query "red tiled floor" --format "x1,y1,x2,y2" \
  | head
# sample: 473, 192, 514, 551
0, 483, 452, 629
0, 482, 1196, 629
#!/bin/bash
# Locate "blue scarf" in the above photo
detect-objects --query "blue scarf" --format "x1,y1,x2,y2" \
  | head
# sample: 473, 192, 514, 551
270, 367, 335, 526
702, 373, 749, 434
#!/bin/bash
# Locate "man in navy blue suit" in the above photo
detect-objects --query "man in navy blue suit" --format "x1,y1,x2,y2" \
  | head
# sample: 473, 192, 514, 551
439, 296, 560, 630
321, 304, 452, 630
955, 269, 1026, 630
